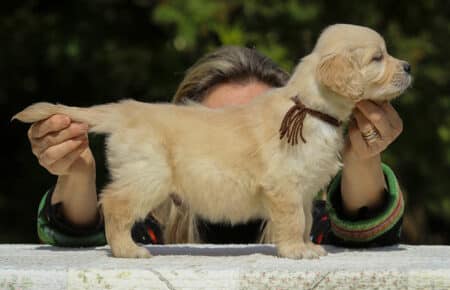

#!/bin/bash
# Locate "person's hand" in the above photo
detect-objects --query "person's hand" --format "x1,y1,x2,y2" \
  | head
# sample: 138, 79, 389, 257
344, 100, 403, 161
27, 114, 95, 176
340, 100, 402, 214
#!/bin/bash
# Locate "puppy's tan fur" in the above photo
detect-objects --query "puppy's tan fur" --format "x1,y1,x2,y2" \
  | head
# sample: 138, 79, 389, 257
13, 24, 411, 259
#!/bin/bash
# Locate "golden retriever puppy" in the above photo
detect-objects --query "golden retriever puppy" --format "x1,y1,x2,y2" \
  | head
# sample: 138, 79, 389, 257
13, 24, 411, 259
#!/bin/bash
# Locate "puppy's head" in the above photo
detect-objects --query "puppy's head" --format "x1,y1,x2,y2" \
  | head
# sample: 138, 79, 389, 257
314, 24, 411, 103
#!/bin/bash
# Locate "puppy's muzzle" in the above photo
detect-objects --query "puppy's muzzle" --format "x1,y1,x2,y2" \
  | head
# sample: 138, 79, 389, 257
402, 62, 411, 74
388, 60, 412, 98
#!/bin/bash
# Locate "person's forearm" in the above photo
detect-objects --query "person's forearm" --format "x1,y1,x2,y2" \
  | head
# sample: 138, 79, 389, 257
51, 159, 99, 226
341, 153, 387, 217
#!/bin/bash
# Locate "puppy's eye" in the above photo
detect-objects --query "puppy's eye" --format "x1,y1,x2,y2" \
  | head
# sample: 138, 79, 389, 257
372, 54, 384, 62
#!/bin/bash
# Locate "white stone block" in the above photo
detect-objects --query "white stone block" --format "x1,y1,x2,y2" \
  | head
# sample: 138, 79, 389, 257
0, 244, 449, 289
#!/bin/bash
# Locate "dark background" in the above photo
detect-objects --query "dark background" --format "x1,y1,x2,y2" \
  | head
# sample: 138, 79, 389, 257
2, 0, 449, 244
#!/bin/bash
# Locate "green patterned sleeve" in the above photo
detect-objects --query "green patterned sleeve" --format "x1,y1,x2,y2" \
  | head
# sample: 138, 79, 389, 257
37, 189, 107, 247
325, 163, 404, 246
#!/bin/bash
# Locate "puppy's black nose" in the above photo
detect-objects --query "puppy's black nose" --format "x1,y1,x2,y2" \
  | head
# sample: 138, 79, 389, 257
403, 62, 411, 74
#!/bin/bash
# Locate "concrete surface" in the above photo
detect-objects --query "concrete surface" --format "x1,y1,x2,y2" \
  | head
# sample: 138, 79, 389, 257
0, 244, 449, 289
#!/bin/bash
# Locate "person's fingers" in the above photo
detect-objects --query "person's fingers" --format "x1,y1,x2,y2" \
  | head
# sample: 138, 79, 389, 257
355, 101, 392, 140
381, 101, 403, 137
28, 114, 71, 139
353, 109, 375, 135
354, 109, 389, 152
47, 142, 89, 175
34, 123, 89, 155
38, 136, 87, 168
347, 119, 370, 158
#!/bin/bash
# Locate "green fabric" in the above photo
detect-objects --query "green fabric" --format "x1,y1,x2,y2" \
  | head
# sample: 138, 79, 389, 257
37, 190, 107, 247
37, 191, 56, 245
326, 163, 404, 242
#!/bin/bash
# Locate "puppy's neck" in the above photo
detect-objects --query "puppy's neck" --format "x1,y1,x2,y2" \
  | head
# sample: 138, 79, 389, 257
285, 54, 354, 123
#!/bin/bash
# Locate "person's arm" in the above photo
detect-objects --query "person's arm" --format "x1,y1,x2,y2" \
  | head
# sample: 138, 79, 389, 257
28, 114, 100, 226
27, 114, 107, 246
51, 150, 99, 227
340, 101, 403, 216
310, 101, 404, 246
340, 153, 386, 216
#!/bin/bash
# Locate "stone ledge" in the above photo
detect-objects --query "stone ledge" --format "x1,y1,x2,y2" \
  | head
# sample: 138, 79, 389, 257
1, 244, 449, 289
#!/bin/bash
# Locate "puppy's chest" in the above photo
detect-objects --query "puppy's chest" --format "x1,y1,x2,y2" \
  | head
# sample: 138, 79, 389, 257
274, 121, 344, 186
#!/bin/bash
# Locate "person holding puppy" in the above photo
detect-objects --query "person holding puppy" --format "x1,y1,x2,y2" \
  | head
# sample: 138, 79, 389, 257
29, 46, 404, 248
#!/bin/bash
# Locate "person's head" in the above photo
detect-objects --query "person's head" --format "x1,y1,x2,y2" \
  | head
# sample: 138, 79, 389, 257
172, 46, 289, 108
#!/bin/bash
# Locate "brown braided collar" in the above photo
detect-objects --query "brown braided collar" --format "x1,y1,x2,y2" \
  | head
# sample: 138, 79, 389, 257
279, 95, 342, 145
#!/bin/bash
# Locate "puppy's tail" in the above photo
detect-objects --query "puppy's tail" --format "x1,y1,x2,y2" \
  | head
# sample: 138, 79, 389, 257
12, 102, 119, 133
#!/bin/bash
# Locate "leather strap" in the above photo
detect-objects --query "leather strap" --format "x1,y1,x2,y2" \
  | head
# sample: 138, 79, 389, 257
279, 95, 342, 145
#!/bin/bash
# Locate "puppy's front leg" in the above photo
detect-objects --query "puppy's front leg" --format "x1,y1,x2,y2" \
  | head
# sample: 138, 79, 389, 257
264, 191, 319, 259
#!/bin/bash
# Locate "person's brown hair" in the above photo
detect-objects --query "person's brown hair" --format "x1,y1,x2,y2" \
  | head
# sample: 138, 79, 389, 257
172, 46, 289, 104
157, 46, 289, 243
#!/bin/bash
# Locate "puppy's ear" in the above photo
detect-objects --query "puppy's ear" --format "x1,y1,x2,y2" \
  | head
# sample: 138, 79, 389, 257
317, 53, 363, 101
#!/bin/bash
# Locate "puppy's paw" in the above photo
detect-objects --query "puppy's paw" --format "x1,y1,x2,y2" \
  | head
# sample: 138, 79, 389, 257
277, 242, 320, 259
112, 245, 152, 259
134, 246, 152, 258
306, 242, 327, 257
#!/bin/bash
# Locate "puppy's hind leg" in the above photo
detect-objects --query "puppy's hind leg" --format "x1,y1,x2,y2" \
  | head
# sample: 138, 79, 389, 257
99, 185, 151, 258
99, 178, 170, 258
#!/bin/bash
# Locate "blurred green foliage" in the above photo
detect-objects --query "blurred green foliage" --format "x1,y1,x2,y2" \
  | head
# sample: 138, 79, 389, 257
2, 0, 449, 244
